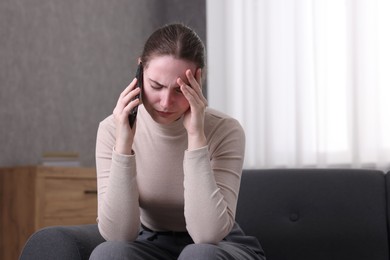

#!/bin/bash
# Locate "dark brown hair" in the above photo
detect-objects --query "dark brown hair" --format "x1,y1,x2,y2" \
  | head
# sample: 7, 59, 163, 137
140, 23, 205, 69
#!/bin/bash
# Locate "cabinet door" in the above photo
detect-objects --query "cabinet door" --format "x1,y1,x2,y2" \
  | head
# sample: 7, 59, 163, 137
42, 177, 98, 227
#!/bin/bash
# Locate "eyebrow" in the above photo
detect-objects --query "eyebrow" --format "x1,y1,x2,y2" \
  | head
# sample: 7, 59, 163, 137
149, 78, 181, 89
149, 79, 166, 88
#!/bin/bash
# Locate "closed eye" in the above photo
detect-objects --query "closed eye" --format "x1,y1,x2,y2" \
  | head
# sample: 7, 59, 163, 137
149, 79, 165, 90
151, 85, 163, 90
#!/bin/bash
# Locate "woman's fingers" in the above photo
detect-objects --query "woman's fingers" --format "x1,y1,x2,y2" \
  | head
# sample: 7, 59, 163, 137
113, 78, 141, 122
119, 78, 137, 97
195, 68, 202, 83
118, 78, 138, 105
123, 94, 140, 114
185, 69, 202, 93
181, 69, 207, 106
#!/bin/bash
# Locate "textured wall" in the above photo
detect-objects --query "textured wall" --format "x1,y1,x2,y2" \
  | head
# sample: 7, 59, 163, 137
0, 0, 206, 167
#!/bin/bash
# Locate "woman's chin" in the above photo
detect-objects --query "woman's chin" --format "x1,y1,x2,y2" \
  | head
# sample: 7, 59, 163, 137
151, 114, 175, 125
152, 113, 183, 125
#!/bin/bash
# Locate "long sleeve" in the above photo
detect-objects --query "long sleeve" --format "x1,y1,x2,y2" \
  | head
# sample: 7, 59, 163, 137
95, 116, 140, 241
183, 115, 245, 244
95, 107, 245, 243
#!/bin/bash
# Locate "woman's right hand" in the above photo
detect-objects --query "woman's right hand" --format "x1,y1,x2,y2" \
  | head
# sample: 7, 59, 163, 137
113, 78, 141, 155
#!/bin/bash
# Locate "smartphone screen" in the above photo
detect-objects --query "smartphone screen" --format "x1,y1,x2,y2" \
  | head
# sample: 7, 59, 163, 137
128, 63, 143, 127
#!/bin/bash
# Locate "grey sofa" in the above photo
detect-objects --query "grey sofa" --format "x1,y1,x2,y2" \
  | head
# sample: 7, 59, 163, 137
20, 168, 390, 260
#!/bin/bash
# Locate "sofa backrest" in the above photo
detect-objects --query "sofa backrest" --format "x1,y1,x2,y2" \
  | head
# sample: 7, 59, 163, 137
236, 169, 389, 260
387, 170, 390, 246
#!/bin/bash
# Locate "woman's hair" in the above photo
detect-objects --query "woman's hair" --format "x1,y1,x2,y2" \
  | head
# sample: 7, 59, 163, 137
140, 23, 205, 69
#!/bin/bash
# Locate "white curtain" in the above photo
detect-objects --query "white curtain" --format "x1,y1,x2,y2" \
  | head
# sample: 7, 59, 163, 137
206, 0, 390, 170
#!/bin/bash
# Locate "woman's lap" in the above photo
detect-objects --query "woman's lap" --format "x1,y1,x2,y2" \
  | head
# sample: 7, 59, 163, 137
89, 223, 265, 260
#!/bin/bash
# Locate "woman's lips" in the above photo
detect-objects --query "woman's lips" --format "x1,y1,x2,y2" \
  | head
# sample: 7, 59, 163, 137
156, 110, 174, 118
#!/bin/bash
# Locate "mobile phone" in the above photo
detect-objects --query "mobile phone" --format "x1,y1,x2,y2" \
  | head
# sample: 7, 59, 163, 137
128, 63, 143, 128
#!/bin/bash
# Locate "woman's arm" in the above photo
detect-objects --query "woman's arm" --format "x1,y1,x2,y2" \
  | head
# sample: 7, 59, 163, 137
95, 79, 142, 241
177, 69, 245, 244
95, 118, 140, 241
183, 119, 245, 244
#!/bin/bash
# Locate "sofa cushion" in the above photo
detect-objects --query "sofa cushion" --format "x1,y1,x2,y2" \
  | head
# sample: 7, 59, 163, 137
236, 169, 389, 260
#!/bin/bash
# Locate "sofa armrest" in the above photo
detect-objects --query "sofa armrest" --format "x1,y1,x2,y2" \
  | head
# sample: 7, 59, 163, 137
20, 224, 104, 260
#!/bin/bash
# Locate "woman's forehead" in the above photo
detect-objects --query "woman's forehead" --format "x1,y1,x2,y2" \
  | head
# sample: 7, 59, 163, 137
146, 55, 196, 69
144, 56, 196, 84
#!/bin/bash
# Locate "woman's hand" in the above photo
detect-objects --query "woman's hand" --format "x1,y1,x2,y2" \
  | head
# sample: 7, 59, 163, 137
112, 78, 141, 155
177, 68, 208, 150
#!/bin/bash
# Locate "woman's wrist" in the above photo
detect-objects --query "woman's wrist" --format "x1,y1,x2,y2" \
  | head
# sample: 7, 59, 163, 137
187, 133, 207, 151
115, 139, 133, 155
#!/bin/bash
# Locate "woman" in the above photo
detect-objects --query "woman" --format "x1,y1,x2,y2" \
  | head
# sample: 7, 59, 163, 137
92, 23, 265, 259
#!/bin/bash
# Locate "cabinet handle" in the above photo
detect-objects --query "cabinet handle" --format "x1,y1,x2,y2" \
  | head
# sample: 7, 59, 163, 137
84, 190, 97, 194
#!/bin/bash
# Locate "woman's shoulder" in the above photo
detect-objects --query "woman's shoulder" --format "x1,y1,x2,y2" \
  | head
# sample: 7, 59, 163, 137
97, 114, 116, 137
99, 114, 115, 126
205, 107, 242, 127
204, 108, 245, 154
204, 107, 245, 136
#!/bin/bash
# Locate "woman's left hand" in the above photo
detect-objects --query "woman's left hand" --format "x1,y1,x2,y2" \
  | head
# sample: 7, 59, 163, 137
177, 68, 208, 150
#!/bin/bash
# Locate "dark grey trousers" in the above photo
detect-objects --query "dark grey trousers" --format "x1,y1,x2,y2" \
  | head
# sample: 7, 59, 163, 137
89, 223, 265, 260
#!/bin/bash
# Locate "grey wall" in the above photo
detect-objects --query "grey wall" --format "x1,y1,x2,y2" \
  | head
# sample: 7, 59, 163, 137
0, 0, 206, 167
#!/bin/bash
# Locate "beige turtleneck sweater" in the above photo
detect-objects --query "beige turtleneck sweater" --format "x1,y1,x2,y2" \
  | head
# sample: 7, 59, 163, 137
95, 105, 245, 244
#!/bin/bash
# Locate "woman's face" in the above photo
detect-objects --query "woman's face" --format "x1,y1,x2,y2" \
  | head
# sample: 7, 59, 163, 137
142, 55, 197, 125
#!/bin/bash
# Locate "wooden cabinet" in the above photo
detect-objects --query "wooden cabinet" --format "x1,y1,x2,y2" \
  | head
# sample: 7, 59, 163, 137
0, 166, 97, 260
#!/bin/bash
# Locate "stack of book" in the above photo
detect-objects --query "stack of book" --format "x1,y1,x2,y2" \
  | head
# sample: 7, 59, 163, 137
41, 152, 81, 167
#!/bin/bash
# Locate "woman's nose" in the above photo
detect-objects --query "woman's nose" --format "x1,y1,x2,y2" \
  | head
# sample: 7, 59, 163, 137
160, 90, 174, 109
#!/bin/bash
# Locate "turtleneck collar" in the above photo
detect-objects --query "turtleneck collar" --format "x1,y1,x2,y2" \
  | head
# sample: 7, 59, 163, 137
138, 104, 187, 137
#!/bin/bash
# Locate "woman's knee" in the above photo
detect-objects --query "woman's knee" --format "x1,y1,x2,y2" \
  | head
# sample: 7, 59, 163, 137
178, 243, 222, 260
89, 241, 132, 260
